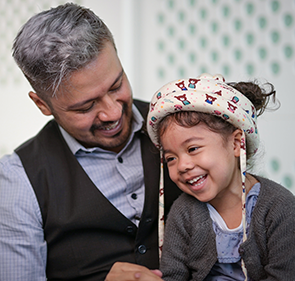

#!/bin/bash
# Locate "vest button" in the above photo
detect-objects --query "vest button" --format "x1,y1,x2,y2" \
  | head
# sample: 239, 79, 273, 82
138, 245, 147, 254
126, 226, 134, 234
118, 156, 123, 163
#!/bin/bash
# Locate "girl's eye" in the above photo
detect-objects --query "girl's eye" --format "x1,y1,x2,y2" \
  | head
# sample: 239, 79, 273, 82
78, 101, 95, 113
188, 147, 198, 153
165, 156, 176, 163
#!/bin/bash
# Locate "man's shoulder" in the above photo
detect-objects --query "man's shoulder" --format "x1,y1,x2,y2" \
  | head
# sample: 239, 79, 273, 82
0, 152, 23, 172
133, 99, 149, 106
1, 120, 58, 178
133, 99, 149, 118
15, 120, 59, 153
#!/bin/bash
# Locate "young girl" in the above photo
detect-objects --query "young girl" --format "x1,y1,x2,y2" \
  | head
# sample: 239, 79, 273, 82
147, 73, 295, 281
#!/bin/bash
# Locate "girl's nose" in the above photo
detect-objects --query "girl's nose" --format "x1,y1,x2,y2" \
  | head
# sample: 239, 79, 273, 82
178, 155, 194, 173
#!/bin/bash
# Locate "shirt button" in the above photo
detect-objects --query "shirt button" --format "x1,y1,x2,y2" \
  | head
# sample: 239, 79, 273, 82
138, 245, 147, 254
118, 157, 123, 163
131, 193, 138, 200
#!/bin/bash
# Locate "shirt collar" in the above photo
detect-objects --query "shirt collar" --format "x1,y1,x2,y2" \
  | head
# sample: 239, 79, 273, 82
59, 103, 144, 155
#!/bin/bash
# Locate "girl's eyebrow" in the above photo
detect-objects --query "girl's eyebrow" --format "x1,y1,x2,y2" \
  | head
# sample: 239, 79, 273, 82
162, 136, 204, 155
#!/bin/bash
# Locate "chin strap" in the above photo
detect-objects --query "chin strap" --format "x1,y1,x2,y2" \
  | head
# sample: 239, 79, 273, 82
240, 130, 248, 281
158, 149, 165, 259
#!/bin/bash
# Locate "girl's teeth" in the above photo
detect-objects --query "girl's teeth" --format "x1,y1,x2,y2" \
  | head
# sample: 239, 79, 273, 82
188, 175, 205, 185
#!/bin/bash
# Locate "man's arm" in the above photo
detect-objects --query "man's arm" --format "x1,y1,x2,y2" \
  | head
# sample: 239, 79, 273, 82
0, 153, 47, 280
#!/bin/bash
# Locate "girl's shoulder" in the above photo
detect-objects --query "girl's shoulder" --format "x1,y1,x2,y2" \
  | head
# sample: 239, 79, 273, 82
252, 174, 295, 216
168, 193, 210, 223
255, 175, 295, 200
172, 192, 207, 209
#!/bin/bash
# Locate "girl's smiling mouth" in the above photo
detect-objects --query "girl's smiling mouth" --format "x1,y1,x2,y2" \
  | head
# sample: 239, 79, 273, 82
187, 174, 207, 187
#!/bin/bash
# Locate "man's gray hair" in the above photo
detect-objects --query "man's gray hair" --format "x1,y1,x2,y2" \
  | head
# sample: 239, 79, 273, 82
12, 2, 115, 98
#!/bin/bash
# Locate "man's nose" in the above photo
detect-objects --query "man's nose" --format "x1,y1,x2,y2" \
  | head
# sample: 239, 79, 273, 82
97, 95, 122, 122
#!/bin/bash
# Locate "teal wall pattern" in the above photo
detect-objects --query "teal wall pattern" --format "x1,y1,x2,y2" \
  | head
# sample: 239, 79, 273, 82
138, 0, 295, 193
153, 0, 294, 82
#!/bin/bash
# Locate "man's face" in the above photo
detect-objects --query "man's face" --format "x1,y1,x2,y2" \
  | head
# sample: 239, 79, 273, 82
39, 42, 133, 152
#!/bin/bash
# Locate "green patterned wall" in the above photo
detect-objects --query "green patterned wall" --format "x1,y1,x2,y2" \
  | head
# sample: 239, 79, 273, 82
147, 0, 295, 193
154, 0, 294, 80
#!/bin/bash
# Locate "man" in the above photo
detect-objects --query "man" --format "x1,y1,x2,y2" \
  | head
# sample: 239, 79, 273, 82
0, 3, 180, 280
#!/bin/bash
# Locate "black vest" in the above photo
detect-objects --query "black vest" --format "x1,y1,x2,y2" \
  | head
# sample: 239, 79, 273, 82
16, 100, 181, 281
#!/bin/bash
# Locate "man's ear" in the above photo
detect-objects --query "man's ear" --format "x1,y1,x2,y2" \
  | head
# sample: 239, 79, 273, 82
29, 91, 52, 116
233, 129, 243, 157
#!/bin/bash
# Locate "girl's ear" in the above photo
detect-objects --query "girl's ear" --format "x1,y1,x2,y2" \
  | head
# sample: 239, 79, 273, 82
233, 129, 243, 157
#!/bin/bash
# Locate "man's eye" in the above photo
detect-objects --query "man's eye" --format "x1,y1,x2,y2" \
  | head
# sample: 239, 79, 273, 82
110, 80, 122, 92
78, 102, 95, 113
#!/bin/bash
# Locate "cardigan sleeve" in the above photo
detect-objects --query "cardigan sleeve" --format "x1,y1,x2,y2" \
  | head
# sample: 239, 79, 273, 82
262, 188, 295, 280
160, 195, 192, 281
240, 176, 295, 281
160, 194, 217, 281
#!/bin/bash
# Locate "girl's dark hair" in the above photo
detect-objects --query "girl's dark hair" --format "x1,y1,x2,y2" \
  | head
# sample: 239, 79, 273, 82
158, 80, 279, 167
228, 80, 279, 116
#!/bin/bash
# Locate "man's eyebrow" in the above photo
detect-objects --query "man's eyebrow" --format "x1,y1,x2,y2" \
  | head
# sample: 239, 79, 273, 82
67, 69, 124, 111
110, 68, 124, 88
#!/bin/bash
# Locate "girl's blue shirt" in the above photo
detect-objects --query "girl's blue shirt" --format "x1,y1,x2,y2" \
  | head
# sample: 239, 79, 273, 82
205, 183, 261, 280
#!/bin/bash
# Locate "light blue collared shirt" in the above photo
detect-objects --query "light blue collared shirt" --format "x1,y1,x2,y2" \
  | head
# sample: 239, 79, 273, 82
0, 104, 145, 281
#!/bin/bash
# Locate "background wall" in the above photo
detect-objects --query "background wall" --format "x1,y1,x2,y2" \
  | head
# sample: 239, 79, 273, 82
0, 0, 294, 193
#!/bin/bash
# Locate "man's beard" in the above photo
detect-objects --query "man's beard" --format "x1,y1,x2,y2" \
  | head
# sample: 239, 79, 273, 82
88, 102, 133, 150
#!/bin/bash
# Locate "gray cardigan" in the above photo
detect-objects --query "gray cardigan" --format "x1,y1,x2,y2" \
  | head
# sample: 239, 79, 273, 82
160, 176, 295, 281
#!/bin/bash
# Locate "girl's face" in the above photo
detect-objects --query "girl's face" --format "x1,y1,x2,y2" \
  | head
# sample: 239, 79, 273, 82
160, 122, 242, 205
